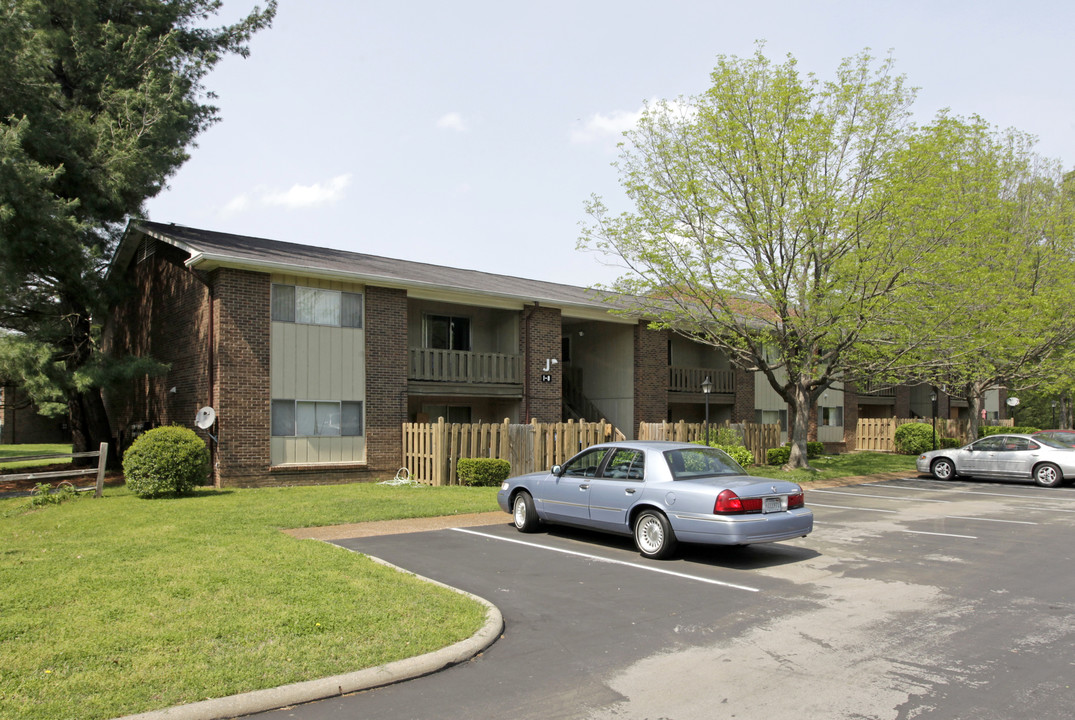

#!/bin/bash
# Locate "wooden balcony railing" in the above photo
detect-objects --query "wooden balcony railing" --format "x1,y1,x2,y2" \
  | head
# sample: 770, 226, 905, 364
669, 367, 735, 393
409, 348, 522, 384
858, 381, 896, 397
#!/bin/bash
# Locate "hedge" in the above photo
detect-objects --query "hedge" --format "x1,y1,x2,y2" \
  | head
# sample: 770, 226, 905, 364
122, 426, 210, 498
979, 425, 1040, 437
456, 458, 512, 486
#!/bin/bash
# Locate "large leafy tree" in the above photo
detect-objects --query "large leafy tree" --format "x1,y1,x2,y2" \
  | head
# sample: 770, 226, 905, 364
0, 0, 276, 453
580, 47, 1061, 469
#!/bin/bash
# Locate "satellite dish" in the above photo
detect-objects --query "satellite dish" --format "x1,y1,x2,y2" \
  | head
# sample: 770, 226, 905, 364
195, 406, 217, 429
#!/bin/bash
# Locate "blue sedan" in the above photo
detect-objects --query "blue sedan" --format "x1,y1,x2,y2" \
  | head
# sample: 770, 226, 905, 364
496, 441, 813, 559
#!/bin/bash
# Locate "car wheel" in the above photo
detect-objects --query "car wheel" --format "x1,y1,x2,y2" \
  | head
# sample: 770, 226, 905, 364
512, 491, 541, 532
633, 510, 677, 560
1033, 462, 1064, 488
931, 458, 956, 481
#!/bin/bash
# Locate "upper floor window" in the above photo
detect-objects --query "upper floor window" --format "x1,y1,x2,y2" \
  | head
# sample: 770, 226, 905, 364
272, 284, 363, 328
427, 314, 470, 350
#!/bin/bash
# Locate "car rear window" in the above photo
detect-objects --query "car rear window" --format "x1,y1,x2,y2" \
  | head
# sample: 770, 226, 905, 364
664, 447, 745, 479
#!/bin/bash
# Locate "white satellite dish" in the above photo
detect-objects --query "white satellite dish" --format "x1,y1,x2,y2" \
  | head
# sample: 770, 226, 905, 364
195, 406, 217, 429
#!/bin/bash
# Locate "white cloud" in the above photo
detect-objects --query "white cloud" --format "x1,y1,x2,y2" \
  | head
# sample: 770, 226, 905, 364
220, 174, 352, 216
437, 112, 468, 132
570, 99, 698, 144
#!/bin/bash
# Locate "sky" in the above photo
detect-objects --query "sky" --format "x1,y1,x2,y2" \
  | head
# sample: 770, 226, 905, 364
144, 0, 1075, 289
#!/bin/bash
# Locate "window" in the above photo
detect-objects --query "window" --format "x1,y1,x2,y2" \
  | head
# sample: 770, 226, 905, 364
603, 449, 644, 480
272, 400, 364, 436
427, 315, 471, 351
755, 409, 788, 432
818, 406, 843, 427
272, 284, 362, 328
560, 447, 610, 478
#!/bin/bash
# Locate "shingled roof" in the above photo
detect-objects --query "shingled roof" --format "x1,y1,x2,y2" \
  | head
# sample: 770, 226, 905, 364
116, 220, 627, 316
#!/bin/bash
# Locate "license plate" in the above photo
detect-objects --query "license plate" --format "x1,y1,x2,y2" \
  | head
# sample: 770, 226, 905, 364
763, 496, 784, 513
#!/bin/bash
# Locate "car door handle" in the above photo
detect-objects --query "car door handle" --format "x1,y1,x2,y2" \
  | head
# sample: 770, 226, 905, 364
579, 484, 590, 490
625, 488, 637, 494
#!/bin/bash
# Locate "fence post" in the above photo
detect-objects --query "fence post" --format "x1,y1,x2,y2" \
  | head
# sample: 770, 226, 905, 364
433, 417, 446, 486
95, 442, 108, 498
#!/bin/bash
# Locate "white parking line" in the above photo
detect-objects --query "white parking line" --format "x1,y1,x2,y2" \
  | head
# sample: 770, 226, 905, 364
944, 516, 1038, 525
450, 527, 761, 593
904, 530, 978, 539
809, 503, 898, 513
868, 483, 1075, 503
810, 489, 951, 503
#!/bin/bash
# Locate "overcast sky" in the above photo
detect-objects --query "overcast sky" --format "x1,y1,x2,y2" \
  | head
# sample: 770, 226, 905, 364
144, 0, 1075, 289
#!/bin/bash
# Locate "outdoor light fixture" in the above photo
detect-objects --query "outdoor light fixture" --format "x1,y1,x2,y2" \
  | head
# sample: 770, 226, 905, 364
702, 376, 712, 446
930, 389, 938, 450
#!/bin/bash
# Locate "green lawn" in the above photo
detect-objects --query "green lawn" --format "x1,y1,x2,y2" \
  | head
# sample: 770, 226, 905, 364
0, 449, 916, 720
748, 451, 919, 483
0, 444, 74, 470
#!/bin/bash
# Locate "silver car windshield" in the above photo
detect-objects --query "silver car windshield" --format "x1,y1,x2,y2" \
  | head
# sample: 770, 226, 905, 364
664, 447, 745, 480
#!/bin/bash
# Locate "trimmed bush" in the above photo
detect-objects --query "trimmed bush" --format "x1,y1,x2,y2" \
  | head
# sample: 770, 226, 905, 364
767, 446, 791, 466
979, 425, 1040, 437
123, 426, 210, 498
894, 422, 935, 455
939, 437, 962, 449
806, 441, 825, 459
457, 458, 511, 487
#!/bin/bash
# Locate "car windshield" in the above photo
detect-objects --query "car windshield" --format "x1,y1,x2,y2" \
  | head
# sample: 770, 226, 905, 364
664, 447, 746, 480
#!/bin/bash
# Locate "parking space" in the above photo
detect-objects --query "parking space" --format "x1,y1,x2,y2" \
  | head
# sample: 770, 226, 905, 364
253, 478, 1075, 720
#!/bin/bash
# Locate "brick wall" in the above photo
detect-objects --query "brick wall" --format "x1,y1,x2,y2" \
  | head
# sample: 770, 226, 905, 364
633, 323, 667, 425
523, 304, 562, 422
365, 286, 408, 472
210, 268, 270, 486
732, 366, 756, 423
104, 242, 211, 450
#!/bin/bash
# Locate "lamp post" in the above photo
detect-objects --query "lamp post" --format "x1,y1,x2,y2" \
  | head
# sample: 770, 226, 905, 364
1006, 397, 1020, 426
701, 376, 712, 446
929, 389, 938, 450
1052, 400, 1057, 428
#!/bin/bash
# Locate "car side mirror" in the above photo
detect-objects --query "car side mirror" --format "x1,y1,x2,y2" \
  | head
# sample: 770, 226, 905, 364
551, 464, 563, 476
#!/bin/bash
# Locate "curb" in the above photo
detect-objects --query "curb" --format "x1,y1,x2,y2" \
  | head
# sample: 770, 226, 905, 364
113, 548, 504, 720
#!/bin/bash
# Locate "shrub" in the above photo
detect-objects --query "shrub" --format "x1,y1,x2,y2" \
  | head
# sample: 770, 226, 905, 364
456, 458, 511, 487
979, 425, 1040, 437
767, 446, 791, 466
894, 423, 936, 455
123, 426, 210, 498
806, 441, 825, 459
939, 437, 962, 449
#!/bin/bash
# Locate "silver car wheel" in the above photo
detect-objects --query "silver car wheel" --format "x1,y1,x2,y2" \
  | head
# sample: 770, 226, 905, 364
634, 510, 677, 559
931, 458, 955, 481
512, 491, 540, 532
1034, 462, 1063, 488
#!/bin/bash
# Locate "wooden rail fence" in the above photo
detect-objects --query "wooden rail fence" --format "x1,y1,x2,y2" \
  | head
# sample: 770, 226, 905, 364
855, 417, 1013, 452
403, 419, 625, 485
0, 443, 109, 498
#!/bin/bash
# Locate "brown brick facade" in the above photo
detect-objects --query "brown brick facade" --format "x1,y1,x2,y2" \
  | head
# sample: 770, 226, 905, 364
522, 304, 562, 422
633, 323, 667, 424
732, 366, 755, 423
365, 286, 408, 472
210, 268, 271, 486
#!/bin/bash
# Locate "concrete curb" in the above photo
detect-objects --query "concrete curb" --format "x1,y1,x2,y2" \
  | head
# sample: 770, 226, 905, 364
113, 548, 504, 720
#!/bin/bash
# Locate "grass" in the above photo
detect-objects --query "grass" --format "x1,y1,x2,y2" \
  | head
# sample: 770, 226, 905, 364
0, 482, 500, 720
0, 444, 74, 471
748, 451, 918, 483
0, 449, 916, 720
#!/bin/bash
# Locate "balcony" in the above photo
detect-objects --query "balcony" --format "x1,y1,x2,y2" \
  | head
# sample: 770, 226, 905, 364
669, 367, 735, 394
409, 348, 522, 385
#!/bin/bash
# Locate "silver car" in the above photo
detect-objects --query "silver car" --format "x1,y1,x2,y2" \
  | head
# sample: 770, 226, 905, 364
916, 433, 1075, 487
496, 441, 812, 559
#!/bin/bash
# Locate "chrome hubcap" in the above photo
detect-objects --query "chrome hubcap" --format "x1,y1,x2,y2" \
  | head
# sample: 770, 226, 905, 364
637, 516, 663, 553
513, 497, 527, 526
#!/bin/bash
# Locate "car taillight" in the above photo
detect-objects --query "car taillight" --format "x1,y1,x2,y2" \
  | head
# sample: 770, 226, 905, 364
788, 492, 804, 509
714, 490, 762, 514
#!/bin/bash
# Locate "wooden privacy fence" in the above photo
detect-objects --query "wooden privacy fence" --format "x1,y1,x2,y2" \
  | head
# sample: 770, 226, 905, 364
637, 421, 781, 466
855, 417, 1014, 452
0, 443, 109, 498
403, 418, 626, 485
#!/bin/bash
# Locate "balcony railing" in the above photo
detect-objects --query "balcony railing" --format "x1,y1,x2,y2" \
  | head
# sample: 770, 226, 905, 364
409, 348, 522, 385
858, 381, 896, 397
669, 367, 735, 393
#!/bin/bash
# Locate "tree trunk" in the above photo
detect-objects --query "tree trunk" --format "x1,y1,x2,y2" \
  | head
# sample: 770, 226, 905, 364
68, 387, 112, 462
785, 383, 813, 470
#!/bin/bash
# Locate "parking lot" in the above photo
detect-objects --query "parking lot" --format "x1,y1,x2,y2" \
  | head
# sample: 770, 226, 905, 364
254, 477, 1075, 720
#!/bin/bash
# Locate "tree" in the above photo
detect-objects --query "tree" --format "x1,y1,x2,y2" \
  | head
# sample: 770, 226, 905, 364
0, 0, 276, 454
579, 46, 1065, 469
